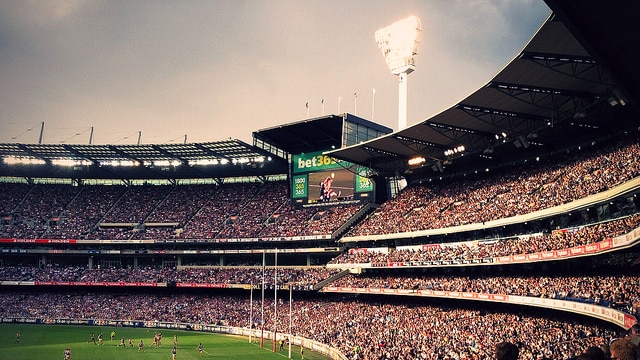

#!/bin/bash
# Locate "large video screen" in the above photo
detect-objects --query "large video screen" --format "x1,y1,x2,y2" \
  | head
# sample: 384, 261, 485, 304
291, 151, 374, 205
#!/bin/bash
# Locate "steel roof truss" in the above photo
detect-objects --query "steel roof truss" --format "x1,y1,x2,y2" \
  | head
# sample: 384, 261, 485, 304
107, 146, 144, 165
358, 146, 405, 173
151, 145, 188, 166
491, 81, 598, 104
17, 144, 51, 165
454, 104, 546, 138
193, 143, 234, 163
62, 145, 99, 166
425, 122, 495, 153
361, 145, 401, 159
520, 51, 604, 81
393, 135, 444, 153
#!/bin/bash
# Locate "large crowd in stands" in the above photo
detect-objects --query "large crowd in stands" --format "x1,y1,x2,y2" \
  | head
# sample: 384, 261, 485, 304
330, 213, 640, 265
1, 261, 639, 315
215, 182, 288, 239
144, 185, 218, 225
1, 134, 640, 359
0, 266, 339, 290
0, 137, 638, 243
348, 137, 640, 237
101, 185, 173, 224
330, 272, 640, 315
0, 181, 361, 240
4, 184, 80, 239
0, 291, 630, 359
48, 185, 126, 239
173, 267, 339, 289
178, 182, 263, 239
0, 183, 30, 217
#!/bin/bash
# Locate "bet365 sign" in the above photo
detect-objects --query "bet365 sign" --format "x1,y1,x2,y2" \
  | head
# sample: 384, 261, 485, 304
293, 151, 348, 174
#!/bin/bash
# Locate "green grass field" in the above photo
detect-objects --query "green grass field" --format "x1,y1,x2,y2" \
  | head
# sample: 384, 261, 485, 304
2, 324, 331, 360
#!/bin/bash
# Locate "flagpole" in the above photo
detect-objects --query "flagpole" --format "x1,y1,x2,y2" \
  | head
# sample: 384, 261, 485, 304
321, 99, 325, 116
372, 88, 376, 121
306, 102, 309, 118
354, 93, 358, 115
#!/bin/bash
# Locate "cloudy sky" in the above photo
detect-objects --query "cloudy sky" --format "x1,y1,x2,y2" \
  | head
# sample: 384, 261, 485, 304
0, 0, 550, 145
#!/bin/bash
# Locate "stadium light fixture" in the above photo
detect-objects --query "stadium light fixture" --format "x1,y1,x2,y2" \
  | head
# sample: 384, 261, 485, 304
149, 160, 182, 167
408, 156, 426, 166
100, 159, 139, 167
52, 159, 92, 167
444, 145, 465, 157
3, 156, 46, 165
375, 15, 422, 131
189, 159, 220, 166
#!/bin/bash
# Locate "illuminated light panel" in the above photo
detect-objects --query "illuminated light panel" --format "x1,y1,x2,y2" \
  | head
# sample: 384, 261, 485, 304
52, 159, 92, 167
375, 15, 422, 75
408, 156, 426, 166
3, 156, 46, 165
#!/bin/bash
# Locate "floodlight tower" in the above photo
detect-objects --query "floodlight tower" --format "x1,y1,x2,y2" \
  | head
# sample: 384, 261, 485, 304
375, 16, 422, 131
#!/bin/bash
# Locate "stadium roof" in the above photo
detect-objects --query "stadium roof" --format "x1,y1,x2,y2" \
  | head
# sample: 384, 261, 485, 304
252, 114, 393, 155
0, 139, 288, 181
326, 3, 640, 181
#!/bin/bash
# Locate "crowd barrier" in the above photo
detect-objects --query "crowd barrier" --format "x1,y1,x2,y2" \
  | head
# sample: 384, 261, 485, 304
322, 286, 637, 330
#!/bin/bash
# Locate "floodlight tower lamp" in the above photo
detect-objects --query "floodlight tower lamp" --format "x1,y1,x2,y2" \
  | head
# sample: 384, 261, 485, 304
375, 15, 422, 131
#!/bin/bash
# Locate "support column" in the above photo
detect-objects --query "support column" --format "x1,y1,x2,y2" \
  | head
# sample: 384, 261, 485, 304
398, 72, 409, 131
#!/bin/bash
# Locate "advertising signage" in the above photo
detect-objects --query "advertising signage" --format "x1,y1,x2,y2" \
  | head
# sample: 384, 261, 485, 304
291, 151, 374, 205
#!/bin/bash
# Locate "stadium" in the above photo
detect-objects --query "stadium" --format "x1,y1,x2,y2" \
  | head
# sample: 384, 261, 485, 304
1, 1, 640, 360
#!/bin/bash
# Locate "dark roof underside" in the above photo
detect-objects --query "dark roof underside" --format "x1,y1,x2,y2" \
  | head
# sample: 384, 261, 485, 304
327, 5, 640, 182
253, 114, 393, 155
253, 115, 346, 155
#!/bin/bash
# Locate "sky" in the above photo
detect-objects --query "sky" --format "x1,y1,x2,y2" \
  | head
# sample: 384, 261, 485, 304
0, 0, 551, 146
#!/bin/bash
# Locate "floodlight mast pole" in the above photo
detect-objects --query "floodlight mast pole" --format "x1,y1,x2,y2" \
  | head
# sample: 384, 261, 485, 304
398, 72, 409, 130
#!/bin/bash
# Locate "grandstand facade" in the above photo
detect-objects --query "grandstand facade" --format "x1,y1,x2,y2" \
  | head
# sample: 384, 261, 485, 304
1, 3, 640, 360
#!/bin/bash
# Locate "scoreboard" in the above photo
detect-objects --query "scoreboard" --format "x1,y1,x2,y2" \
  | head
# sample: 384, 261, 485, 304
291, 150, 374, 205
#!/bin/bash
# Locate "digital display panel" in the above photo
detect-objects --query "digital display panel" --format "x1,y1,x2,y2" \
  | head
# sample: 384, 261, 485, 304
291, 151, 374, 205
